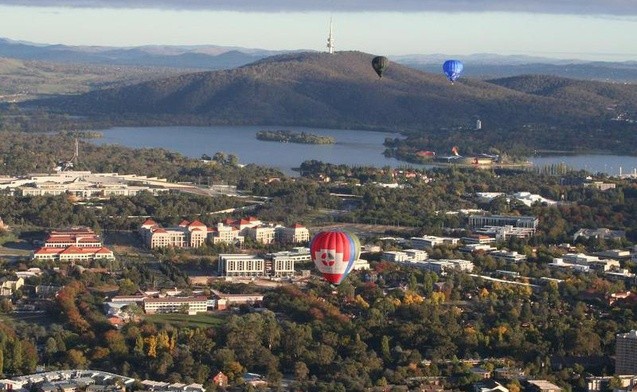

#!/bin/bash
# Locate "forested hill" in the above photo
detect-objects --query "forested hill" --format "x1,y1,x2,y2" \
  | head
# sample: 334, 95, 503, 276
34, 51, 637, 130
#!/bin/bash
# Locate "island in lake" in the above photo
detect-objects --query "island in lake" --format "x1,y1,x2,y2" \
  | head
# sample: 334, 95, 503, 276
256, 130, 335, 145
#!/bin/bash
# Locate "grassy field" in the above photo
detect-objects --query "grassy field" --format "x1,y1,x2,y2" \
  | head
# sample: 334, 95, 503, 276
144, 312, 228, 328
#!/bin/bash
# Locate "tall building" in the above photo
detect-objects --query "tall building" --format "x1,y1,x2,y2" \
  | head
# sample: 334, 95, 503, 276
616, 330, 637, 374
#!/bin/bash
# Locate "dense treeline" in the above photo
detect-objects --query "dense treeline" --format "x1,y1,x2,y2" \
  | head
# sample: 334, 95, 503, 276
298, 161, 637, 242
384, 121, 637, 160
0, 192, 243, 231
0, 132, 281, 186
3, 262, 635, 391
256, 130, 335, 145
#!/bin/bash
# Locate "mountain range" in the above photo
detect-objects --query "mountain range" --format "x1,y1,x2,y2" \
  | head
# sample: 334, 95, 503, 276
2, 37, 637, 82
35, 51, 637, 132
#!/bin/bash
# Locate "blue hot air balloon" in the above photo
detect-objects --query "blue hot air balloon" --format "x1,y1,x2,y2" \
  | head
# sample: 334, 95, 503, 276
443, 60, 464, 83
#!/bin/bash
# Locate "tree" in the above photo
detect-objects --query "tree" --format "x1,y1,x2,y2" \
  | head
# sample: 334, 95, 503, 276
294, 361, 309, 382
66, 349, 87, 369
146, 335, 158, 358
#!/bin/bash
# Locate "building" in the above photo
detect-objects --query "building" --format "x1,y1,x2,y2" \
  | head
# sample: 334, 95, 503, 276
573, 228, 626, 242
462, 235, 496, 245
383, 249, 428, 263
139, 219, 211, 249
245, 225, 276, 244
143, 296, 208, 315
616, 330, 637, 375
421, 259, 474, 275
411, 235, 460, 249
352, 258, 370, 270
44, 227, 103, 248
218, 254, 266, 277
439, 259, 474, 272
511, 192, 556, 207
475, 225, 537, 240
490, 250, 527, 263
271, 255, 295, 277
268, 247, 311, 263
469, 214, 538, 230
550, 253, 621, 273
526, 380, 562, 392
33, 246, 114, 262
32, 226, 115, 262
585, 181, 616, 191
11, 171, 172, 198
212, 290, 264, 310
0, 277, 24, 296
210, 223, 244, 245
493, 367, 525, 381
474, 380, 509, 392
277, 223, 310, 243
587, 376, 637, 392
460, 244, 497, 253
212, 372, 228, 388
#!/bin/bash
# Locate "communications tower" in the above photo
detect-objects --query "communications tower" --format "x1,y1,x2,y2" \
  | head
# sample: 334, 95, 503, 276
327, 18, 334, 54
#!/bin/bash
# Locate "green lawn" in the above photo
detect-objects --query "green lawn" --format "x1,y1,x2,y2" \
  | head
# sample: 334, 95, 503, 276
144, 312, 228, 328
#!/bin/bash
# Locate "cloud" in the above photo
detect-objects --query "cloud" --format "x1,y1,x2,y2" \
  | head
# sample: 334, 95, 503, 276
1, 0, 635, 15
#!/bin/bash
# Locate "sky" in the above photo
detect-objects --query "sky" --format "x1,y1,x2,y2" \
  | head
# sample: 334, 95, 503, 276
0, 0, 636, 61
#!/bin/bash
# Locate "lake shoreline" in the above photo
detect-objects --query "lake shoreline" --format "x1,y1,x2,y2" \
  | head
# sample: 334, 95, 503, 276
90, 126, 637, 176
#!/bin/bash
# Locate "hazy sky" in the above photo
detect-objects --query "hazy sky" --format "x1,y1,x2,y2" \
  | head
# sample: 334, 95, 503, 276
0, 1, 635, 60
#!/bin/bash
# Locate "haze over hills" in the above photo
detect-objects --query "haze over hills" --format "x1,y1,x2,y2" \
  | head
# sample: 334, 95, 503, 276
35, 51, 637, 131
2, 37, 637, 82
0, 37, 271, 70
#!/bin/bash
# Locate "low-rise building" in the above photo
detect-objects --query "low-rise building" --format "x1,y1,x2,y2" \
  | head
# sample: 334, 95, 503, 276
490, 250, 527, 263
277, 224, 310, 243
212, 290, 264, 310
139, 219, 210, 248
474, 380, 509, 392
526, 380, 562, 392
383, 249, 429, 263
0, 277, 24, 296
143, 296, 208, 315
573, 228, 625, 242
475, 225, 536, 240
461, 244, 497, 253
245, 225, 276, 244
44, 227, 103, 248
469, 214, 538, 230
411, 235, 460, 249
218, 254, 266, 277
33, 246, 114, 262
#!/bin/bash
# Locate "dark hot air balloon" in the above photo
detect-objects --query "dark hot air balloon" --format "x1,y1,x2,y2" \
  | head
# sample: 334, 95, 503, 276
371, 56, 389, 78
310, 231, 360, 285
443, 59, 464, 83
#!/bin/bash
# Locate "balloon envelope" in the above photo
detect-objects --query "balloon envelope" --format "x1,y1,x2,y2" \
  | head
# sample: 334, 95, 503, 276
310, 231, 360, 285
371, 56, 389, 78
443, 60, 464, 83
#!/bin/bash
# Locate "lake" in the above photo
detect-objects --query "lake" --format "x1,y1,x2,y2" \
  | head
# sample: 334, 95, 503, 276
90, 126, 637, 176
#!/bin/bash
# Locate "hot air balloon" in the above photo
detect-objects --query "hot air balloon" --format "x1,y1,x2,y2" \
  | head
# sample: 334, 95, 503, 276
443, 60, 464, 83
371, 56, 389, 78
310, 231, 361, 285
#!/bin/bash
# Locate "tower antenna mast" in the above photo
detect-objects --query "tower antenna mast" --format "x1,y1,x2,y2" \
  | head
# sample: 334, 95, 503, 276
327, 17, 334, 54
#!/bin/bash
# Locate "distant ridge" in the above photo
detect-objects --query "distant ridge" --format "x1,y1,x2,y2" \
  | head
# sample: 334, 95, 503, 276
0, 37, 273, 70
34, 51, 637, 131
2, 37, 637, 81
